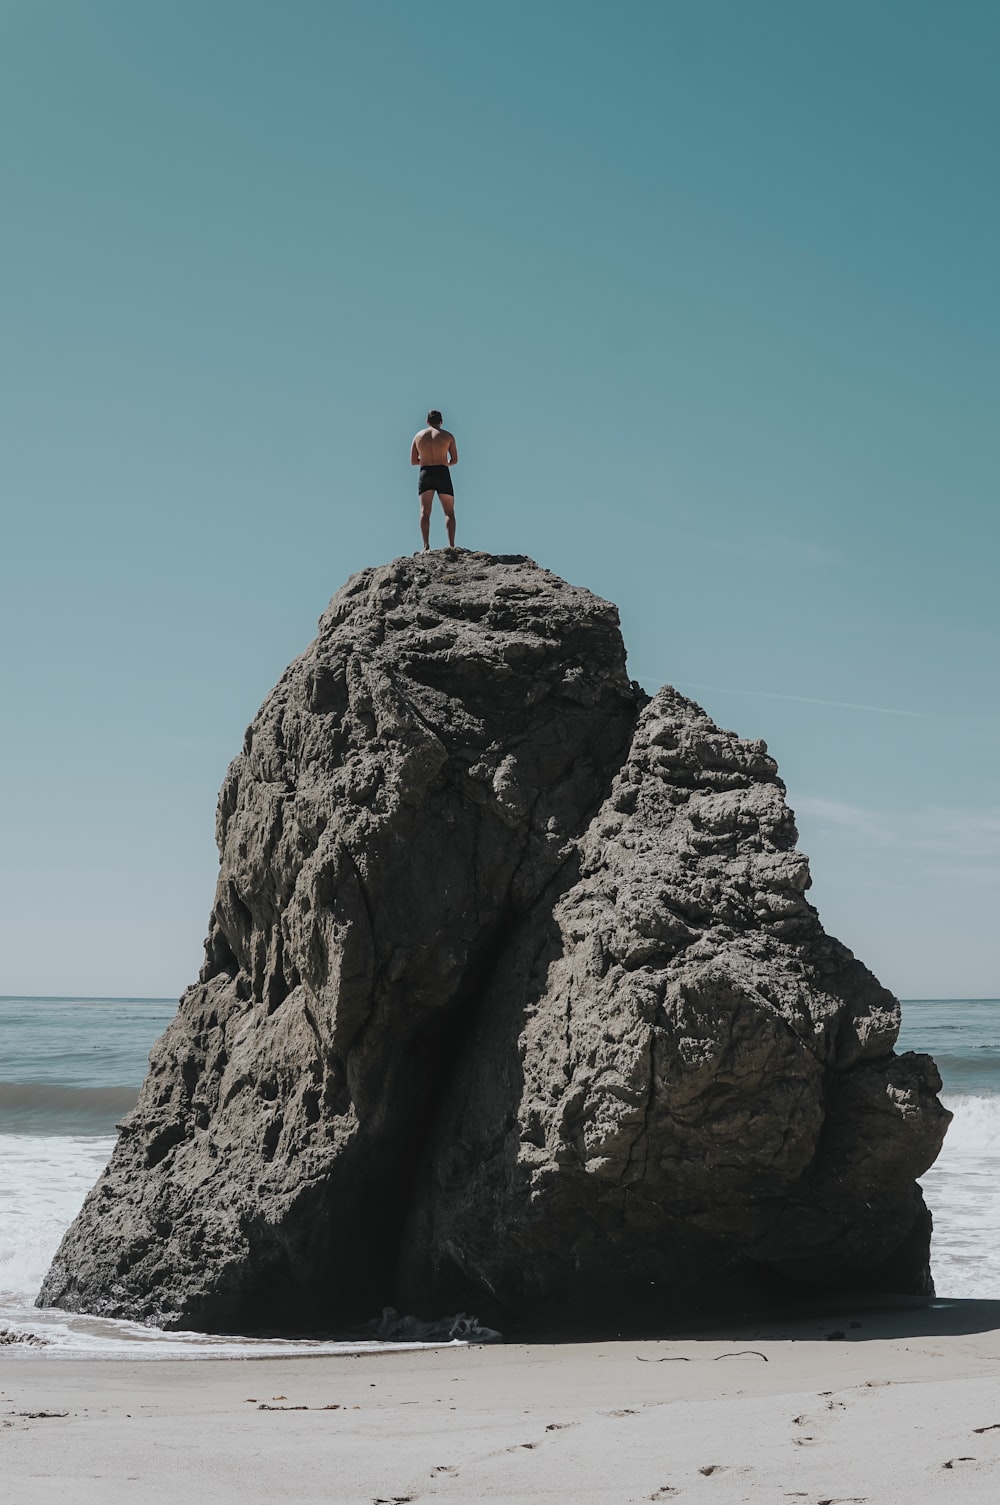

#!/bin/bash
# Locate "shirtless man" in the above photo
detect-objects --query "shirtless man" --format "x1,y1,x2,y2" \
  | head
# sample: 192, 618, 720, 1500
410, 409, 458, 550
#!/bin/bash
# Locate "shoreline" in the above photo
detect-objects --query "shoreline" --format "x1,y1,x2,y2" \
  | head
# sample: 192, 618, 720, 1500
5, 1300, 1000, 1501
8, 1288, 996, 1357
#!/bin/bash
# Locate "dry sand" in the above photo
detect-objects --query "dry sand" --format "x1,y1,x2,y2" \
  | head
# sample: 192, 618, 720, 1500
4, 1299, 1000, 1503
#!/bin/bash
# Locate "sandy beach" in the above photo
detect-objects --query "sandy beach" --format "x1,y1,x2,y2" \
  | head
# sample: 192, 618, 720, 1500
4, 1300, 1000, 1503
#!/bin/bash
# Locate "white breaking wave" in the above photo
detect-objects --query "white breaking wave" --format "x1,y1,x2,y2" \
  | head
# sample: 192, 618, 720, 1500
933, 1093, 1000, 1153
0, 1135, 113, 1305
921, 1094, 1000, 1300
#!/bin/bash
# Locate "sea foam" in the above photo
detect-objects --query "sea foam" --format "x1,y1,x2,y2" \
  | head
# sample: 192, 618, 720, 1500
921, 1095, 1000, 1300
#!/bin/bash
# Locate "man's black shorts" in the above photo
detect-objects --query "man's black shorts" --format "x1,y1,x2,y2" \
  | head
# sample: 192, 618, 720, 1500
418, 464, 454, 497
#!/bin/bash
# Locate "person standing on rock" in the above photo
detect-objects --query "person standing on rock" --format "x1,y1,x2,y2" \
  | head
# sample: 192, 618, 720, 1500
411, 410, 458, 551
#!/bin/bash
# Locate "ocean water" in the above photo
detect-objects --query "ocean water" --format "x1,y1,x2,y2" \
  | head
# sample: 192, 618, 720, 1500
0, 996, 996, 1356
896, 999, 1000, 1300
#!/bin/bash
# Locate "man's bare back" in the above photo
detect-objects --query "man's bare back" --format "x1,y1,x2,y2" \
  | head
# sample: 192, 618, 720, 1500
411, 426, 457, 466
410, 409, 458, 551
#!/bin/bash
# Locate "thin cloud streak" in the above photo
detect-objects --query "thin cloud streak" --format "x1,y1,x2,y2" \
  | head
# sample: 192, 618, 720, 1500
659, 679, 929, 719
795, 797, 1000, 872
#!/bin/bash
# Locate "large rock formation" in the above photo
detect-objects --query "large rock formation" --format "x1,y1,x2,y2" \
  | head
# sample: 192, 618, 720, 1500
40, 552, 950, 1334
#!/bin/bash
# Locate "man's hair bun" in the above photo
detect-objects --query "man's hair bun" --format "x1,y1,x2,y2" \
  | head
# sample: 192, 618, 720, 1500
427, 409, 443, 426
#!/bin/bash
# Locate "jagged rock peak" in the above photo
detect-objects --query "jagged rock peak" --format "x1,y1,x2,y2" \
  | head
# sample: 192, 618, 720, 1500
40, 551, 950, 1334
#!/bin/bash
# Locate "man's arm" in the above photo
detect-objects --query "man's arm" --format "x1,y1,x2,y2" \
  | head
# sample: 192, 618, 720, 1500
447, 432, 459, 465
410, 436, 421, 466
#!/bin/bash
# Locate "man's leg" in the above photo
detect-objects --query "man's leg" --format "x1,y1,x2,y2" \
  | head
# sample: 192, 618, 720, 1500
419, 492, 434, 550
440, 492, 456, 548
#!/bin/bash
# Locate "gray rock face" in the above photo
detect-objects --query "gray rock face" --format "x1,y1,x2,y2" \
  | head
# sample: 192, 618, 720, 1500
39, 552, 950, 1334
397, 686, 948, 1324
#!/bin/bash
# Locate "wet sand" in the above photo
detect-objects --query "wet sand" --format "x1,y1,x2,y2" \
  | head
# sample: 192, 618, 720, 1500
4, 1299, 1000, 1503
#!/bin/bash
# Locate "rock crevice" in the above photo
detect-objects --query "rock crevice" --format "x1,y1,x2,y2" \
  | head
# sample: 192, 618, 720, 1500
40, 552, 949, 1333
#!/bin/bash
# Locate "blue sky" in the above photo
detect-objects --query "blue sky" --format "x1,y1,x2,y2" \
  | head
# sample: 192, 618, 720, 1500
1, 0, 996, 998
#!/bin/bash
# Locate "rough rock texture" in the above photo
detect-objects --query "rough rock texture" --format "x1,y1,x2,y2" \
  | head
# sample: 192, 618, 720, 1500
397, 686, 948, 1324
40, 552, 950, 1334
